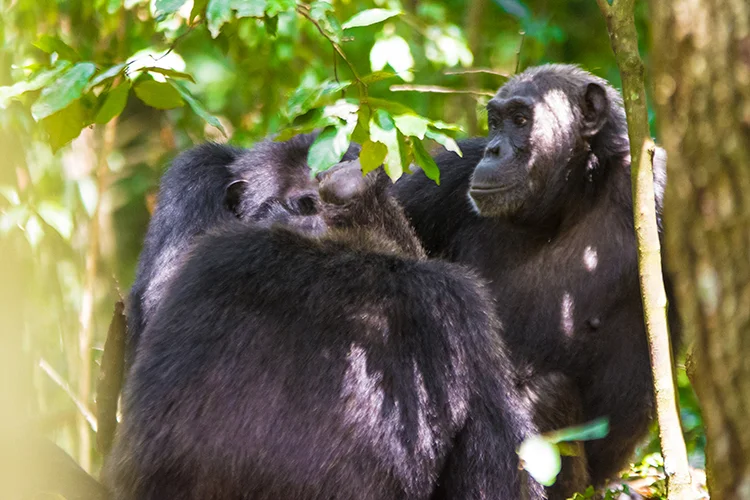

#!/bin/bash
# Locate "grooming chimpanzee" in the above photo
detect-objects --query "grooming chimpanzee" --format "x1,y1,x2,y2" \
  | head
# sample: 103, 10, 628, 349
105, 160, 545, 500
125, 133, 359, 367
394, 64, 678, 489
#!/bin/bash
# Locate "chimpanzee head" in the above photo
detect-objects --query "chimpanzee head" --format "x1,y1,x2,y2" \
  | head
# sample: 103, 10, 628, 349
468, 64, 629, 224
224, 133, 360, 236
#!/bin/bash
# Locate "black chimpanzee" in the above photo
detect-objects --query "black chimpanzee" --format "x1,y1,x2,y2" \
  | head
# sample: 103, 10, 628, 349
125, 133, 359, 367
393, 64, 678, 489
104, 159, 546, 500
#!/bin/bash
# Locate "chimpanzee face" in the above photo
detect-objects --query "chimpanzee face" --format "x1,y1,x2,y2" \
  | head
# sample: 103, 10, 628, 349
468, 67, 609, 222
225, 164, 328, 237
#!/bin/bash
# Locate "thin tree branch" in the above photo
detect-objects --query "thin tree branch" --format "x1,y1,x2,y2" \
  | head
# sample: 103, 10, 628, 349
296, 5, 363, 90
39, 359, 98, 433
596, 1, 692, 497
444, 67, 510, 77
390, 84, 495, 97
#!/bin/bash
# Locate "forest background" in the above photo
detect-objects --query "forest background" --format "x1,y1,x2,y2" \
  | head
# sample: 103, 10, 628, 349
0, 0, 709, 498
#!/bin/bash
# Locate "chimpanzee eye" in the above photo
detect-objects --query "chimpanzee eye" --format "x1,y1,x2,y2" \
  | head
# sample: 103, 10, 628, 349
513, 113, 528, 127
488, 117, 499, 131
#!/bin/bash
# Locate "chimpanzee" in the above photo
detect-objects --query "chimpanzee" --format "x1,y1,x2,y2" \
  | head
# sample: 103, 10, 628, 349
393, 64, 679, 489
104, 159, 546, 500
125, 133, 360, 367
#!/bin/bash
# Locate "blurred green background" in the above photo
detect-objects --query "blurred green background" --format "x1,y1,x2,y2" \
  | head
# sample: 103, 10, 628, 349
0, 0, 702, 491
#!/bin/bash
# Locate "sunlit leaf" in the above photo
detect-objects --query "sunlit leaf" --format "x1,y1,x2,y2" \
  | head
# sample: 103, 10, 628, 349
134, 80, 184, 109
342, 9, 401, 30
370, 111, 403, 181
412, 139, 440, 184
33, 35, 81, 62
518, 435, 561, 487
170, 81, 227, 136
362, 97, 415, 116
426, 128, 462, 157
0, 62, 72, 108
307, 126, 352, 176
235, 0, 268, 17
40, 99, 88, 151
266, 0, 295, 16
285, 80, 351, 119
394, 114, 429, 139
24, 215, 44, 249
140, 67, 196, 83
359, 139, 387, 174
190, 0, 209, 21
360, 71, 398, 85
206, 0, 233, 37
94, 83, 130, 124
37, 202, 74, 240
0, 186, 20, 206
31, 62, 96, 121
370, 34, 414, 81
87, 63, 128, 90
155, 0, 187, 16
0, 206, 29, 234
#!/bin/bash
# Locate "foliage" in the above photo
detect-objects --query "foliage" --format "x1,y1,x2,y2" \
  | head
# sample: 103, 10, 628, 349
0, 0, 703, 485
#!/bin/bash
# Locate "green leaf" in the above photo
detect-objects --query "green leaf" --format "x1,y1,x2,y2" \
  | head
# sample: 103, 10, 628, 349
31, 62, 96, 121
139, 67, 196, 83
307, 126, 352, 176
394, 114, 429, 139
234, 0, 267, 17
362, 97, 416, 116
265, 0, 296, 16
370, 112, 403, 181
412, 139, 440, 184
40, 99, 88, 151
517, 435, 562, 487
190, 0, 209, 21
33, 36, 81, 62
285, 79, 351, 119
134, 80, 184, 109
37, 201, 74, 240
94, 83, 129, 124
264, 13, 279, 36
87, 63, 128, 90
170, 81, 227, 136
351, 105, 371, 144
426, 128, 462, 157
359, 140, 387, 174
342, 9, 401, 29
206, 0, 232, 37
493, 0, 531, 19
155, 0, 187, 16
360, 71, 398, 85
545, 418, 610, 444
0, 62, 72, 107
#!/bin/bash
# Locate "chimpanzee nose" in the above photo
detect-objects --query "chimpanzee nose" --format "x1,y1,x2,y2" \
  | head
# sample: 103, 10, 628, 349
486, 143, 500, 157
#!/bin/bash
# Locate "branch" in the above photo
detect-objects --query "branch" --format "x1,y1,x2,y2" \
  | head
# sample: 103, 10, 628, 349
444, 67, 510, 78
39, 359, 98, 433
390, 84, 495, 97
296, 5, 363, 89
95, 300, 127, 455
596, 1, 692, 498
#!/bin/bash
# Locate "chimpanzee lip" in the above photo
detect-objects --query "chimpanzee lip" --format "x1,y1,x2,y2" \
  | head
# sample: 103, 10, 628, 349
469, 184, 509, 194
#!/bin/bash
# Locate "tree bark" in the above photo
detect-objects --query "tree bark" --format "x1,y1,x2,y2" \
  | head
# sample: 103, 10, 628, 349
650, 0, 750, 497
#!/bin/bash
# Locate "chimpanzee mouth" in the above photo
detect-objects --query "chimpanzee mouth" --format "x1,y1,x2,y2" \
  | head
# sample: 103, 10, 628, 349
469, 184, 510, 195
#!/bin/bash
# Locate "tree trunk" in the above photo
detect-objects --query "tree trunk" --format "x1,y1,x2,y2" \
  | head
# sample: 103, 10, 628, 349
649, 0, 750, 497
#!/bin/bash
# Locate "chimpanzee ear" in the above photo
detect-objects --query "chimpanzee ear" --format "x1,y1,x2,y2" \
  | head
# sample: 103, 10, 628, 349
225, 179, 250, 217
581, 82, 609, 137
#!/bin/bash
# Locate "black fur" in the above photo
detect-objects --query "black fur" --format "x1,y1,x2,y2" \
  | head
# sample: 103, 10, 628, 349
106, 161, 545, 500
394, 64, 679, 489
126, 133, 359, 367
